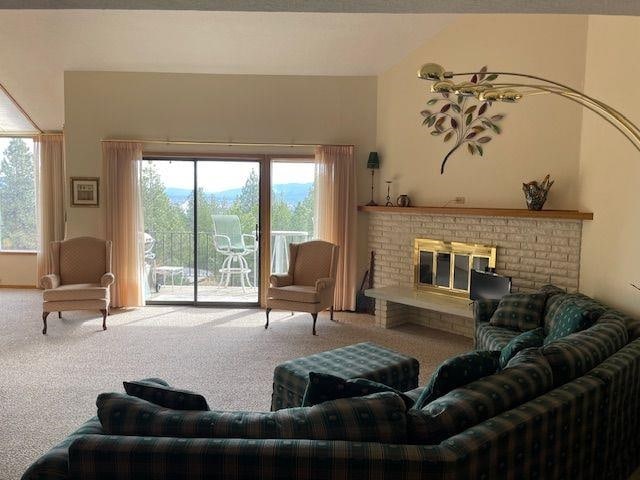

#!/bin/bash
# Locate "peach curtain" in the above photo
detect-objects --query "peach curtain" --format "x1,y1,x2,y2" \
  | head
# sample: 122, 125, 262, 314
103, 142, 144, 307
314, 145, 357, 311
36, 134, 66, 279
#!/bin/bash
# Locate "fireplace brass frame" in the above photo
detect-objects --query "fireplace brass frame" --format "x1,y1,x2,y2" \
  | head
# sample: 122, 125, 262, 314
413, 238, 496, 298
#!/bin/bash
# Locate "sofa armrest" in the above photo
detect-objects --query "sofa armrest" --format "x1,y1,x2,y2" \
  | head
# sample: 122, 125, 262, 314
315, 277, 335, 292
473, 299, 501, 325
68, 435, 435, 480
101, 273, 115, 288
269, 274, 292, 287
40, 274, 60, 290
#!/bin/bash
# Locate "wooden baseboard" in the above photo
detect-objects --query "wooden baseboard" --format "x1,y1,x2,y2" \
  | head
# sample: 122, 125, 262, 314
0, 284, 38, 289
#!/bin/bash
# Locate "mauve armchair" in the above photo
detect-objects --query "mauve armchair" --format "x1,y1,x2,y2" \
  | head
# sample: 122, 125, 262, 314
40, 236, 115, 334
265, 240, 339, 335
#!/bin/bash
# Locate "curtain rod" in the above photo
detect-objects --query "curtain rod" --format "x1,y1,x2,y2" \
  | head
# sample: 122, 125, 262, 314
101, 138, 353, 148
0, 82, 42, 134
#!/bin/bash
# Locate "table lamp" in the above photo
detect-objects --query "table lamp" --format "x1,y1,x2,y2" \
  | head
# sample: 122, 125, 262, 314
366, 152, 380, 206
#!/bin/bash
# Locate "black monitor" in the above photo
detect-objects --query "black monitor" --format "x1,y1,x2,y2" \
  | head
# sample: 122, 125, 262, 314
470, 269, 512, 301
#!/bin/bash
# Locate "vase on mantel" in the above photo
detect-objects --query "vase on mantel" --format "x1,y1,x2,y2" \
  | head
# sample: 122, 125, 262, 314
522, 174, 554, 210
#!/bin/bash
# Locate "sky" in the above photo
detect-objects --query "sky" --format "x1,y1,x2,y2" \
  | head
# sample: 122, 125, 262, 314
149, 158, 315, 192
0, 138, 313, 192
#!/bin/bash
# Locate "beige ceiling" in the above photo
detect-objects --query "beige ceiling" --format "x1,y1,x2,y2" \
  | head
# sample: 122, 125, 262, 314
0, 10, 456, 131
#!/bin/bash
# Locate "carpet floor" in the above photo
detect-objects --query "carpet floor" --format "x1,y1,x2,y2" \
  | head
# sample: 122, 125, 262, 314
0, 288, 471, 480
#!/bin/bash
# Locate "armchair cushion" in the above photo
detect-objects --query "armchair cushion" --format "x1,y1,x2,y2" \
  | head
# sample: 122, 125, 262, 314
43, 284, 109, 302
269, 274, 293, 287
101, 273, 115, 288
40, 274, 60, 290
268, 285, 319, 304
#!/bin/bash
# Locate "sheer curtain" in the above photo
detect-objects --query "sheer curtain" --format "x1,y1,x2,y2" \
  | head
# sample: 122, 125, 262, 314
103, 141, 144, 307
36, 134, 66, 279
314, 145, 357, 311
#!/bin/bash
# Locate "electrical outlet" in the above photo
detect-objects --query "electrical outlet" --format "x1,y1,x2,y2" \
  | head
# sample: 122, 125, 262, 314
454, 196, 466, 204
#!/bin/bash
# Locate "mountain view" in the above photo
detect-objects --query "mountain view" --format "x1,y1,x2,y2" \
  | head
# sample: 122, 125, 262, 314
165, 182, 313, 206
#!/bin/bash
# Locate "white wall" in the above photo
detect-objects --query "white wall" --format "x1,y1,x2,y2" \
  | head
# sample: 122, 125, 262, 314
64, 71, 377, 277
0, 253, 37, 287
376, 14, 588, 209
578, 15, 640, 316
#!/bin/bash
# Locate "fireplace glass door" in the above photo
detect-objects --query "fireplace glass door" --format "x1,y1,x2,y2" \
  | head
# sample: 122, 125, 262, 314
414, 238, 496, 297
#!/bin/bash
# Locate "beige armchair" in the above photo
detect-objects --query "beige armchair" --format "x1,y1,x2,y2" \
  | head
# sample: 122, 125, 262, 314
40, 236, 115, 334
266, 240, 339, 335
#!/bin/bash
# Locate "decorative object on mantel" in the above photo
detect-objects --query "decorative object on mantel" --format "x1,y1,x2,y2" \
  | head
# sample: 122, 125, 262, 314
396, 194, 411, 207
419, 64, 505, 175
384, 181, 394, 207
418, 63, 640, 156
522, 174, 554, 210
365, 152, 380, 206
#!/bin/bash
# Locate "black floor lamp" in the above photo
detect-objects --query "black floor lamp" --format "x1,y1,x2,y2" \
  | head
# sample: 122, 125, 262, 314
366, 151, 380, 206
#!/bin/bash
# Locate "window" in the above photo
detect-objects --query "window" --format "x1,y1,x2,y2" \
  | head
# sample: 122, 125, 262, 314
0, 137, 37, 251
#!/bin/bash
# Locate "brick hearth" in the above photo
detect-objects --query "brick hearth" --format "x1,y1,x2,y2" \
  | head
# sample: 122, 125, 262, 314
367, 212, 583, 337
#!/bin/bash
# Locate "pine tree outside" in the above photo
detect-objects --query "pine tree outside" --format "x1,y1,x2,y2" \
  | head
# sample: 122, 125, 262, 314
0, 137, 37, 251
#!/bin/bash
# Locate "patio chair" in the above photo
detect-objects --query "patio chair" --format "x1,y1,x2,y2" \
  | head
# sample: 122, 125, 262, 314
212, 215, 257, 291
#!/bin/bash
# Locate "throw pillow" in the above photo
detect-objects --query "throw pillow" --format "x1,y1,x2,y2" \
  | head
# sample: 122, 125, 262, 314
123, 379, 209, 411
412, 350, 500, 410
489, 293, 547, 331
301, 372, 414, 409
410, 349, 553, 444
499, 327, 545, 368
544, 300, 601, 344
97, 391, 407, 444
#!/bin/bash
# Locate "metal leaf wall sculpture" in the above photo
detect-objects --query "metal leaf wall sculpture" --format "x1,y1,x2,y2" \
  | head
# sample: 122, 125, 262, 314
420, 66, 506, 174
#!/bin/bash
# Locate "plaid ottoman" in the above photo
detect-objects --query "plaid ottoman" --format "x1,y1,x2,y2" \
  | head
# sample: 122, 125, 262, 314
271, 342, 420, 410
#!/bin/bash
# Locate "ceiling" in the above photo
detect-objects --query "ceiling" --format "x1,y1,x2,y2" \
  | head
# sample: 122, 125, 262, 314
1, 0, 639, 15
0, 10, 456, 131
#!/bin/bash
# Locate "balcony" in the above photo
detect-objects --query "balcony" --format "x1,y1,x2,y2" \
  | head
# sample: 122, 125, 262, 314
143, 230, 309, 303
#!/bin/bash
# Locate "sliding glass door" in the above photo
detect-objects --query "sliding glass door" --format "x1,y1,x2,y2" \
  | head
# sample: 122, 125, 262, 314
141, 157, 260, 305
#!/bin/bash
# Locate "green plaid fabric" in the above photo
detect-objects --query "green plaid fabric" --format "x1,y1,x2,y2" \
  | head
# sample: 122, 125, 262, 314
411, 349, 553, 444
475, 322, 520, 351
301, 372, 414, 408
544, 293, 607, 341
68, 435, 446, 480
600, 310, 640, 341
412, 350, 500, 410
123, 380, 209, 411
271, 342, 419, 410
489, 293, 547, 331
586, 340, 640, 479
97, 391, 408, 444
473, 298, 501, 323
499, 327, 545, 368
542, 318, 628, 387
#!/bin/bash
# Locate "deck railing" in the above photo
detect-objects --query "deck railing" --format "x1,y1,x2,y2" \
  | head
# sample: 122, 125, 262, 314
144, 230, 309, 288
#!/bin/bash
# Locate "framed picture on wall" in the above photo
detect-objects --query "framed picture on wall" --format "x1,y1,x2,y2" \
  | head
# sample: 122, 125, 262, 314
70, 177, 99, 207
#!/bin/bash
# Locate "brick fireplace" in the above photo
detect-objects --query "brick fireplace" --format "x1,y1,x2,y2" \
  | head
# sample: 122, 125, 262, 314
363, 207, 589, 338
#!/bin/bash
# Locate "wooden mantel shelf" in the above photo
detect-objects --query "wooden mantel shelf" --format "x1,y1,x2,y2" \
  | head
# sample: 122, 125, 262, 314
358, 205, 593, 221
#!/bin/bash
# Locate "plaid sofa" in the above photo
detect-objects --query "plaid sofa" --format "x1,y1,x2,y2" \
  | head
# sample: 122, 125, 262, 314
23, 295, 640, 479
22, 340, 640, 480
